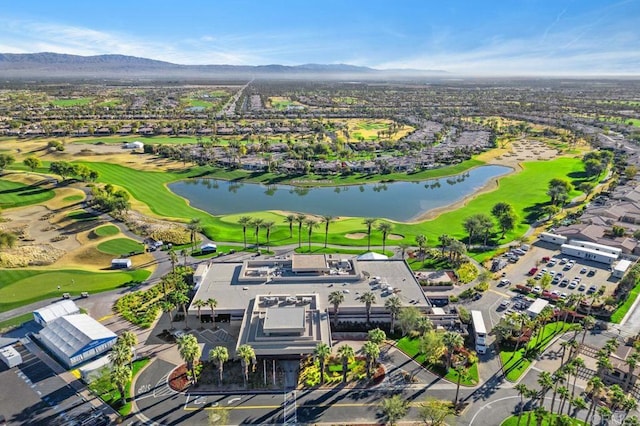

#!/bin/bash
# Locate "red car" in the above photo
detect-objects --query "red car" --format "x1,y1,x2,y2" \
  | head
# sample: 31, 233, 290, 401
528, 267, 539, 276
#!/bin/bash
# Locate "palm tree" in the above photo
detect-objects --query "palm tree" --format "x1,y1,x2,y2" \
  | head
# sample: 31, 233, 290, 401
180, 248, 188, 266
535, 305, 554, 346
397, 243, 410, 259
321, 215, 334, 248
314, 343, 331, 385
585, 376, 604, 425
581, 315, 595, 345
304, 218, 317, 251
557, 386, 570, 417
363, 218, 377, 251
193, 299, 207, 327
206, 297, 217, 324
209, 346, 229, 386
263, 221, 275, 251
337, 345, 354, 383
596, 354, 613, 380
416, 316, 434, 334
437, 234, 450, 256
238, 216, 252, 249
515, 383, 530, 425
536, 371, 553, 410
328, 290, 345, 325
251, 218, 264, 252
570, 396, 587, 420
177, 334, 202, 386
363, 340, 380, 379
384, 296, 402, 333
597, 406, 612, 425
237, 344, 256, 388
533, 405, 548, 426
110, 364, 132, 406
625, 351, 640, 391
377, 221, 393, 253
358, 291, 376, 324
367, 328, 386, 346
569, 357, 585, 401
295, 214, 306, 248
162, 301, 176, 325
549, 368, 566, 416
169, 250, 178, 274
119, 331, 138, 367
109, 341, 132, 367
442, 331, 464, 371
625, 416, 640, 426
453, 362, 468, 406
173, 292, 191, 329
187, 218, 202, 253
284, 214, 296, 238
415, 234, 427, 260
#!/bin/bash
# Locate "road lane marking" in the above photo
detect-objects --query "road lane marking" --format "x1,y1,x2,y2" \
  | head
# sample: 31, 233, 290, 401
183, 401, 428, 411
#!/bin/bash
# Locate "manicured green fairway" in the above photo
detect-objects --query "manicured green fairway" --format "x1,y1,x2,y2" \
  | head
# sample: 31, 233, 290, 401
51, 98, 92, 107
0, 179, 55, 209
62, 194, 84, 202
0, 269, 150, 312
97, 238, 144, 255
501, 413, 586, 425
94, 225, 119, 237
76, 156, 585, 250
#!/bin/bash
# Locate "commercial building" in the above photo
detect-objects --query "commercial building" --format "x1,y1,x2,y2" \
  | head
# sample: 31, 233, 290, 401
560, 240, 621, 265
527, 298, 550, 318
37, 314, 117, 368
539, 232, 568, 245
33, 300, 80, 326
613, 259, 633, 279
189, 254, 431, 357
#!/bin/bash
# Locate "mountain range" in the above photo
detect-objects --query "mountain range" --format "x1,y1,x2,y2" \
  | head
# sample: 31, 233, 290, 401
0, 52, 447, 80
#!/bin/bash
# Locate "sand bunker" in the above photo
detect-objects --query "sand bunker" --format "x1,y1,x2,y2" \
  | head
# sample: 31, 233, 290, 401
345, 233, 366, 239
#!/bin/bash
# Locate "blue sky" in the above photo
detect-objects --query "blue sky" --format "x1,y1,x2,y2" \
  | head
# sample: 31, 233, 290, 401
1, 0, 639, 75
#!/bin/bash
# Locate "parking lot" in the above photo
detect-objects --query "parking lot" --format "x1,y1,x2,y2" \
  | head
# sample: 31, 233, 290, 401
488, 240, 620, 322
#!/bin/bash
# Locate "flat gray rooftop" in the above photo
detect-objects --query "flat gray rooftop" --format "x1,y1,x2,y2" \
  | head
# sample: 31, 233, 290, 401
189, 257, 430, 315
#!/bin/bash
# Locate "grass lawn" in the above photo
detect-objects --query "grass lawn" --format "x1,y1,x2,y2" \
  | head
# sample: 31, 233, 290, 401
94, 225, 120, 237
97, 238, 145, 256
62, 194, 84, 202
66, 209, 99, 221
71, 156, 584, 252
395, 336, 478, 386
611, 279, 640, 323
90, 358, 150, 416
0, 312, 34, 332
501, 412, 586, 425
0, 269, 150, 312
0, 178, 55, 209
500, 321, 572, 382
50, 98, 92, 107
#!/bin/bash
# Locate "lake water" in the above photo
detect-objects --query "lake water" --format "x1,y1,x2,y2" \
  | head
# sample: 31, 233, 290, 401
169, 165, 512, 222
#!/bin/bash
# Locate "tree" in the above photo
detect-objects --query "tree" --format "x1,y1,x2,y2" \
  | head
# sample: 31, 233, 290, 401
110, 364, 132, 406
463, 214, 482, 247
169, 250, 178, 274
295, 214, 306, 248
251, 218, 264, 252
193, 299, 207, 327
206, 297, 218, 324
238, 216, 252, 249
491, 202, 517, 238
304, 218, 317, 250
358, 291, 376, 324
384, 296, 402, 333
536, 370, 553, 410
328, 290, 345, 325
23, 156, 41, 172
547, 178, 572, 206
419, 398, 454, 426
109, 341, 133, 368
118, 331, 138, 368
515, 383, 530, 425
442, 331, 464, 371
415, 234, 427, 259
237, 344, 256, 388
0, 153, 15, 173
49, 161, 74, 181
173, 291, 191, 329
419, 331, 446, 365
379, 394, 408, 426
416, 316, 434, 334
533, 405, 548, 426
263, 221, 275, 251
187, 218, 202, 253
585, 376, 605, 425
570, 396, 587, 419
162, 301, 176, 325
363, 218, 377, 251
177, 334, 202, 386
284, 214, 296, 238
314, 342, 331, 385
377, 221, 393, 253
321, 215, 334, 248
367, 328, 386, 346
624, 350, 640, 391
398, 307, 421, 335
438, 234, 451, 256
337, 344, 354, 383
209, 346, 229, 385
363, 340, 380, 379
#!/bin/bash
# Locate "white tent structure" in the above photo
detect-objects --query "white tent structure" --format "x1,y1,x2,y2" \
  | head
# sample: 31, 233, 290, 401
356, 252, 389, 260
33, 300, 80, 326
38, 314, 117, 368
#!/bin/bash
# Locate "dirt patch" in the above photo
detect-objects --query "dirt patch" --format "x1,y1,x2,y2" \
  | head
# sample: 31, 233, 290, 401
345, 233, 366, 239
387, 234, 404, 240
0, 244, 66, 267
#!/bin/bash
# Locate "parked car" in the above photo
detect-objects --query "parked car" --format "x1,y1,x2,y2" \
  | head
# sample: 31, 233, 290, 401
528, 267, 539, 276
580, 267, 588, 274
568, 281, 578, 289
548, 259, 557, 266
578, 284, 586, 291
587, 269, 596, 277
587, 285, 597, 294
532, 286, 542, 294
499, 299, 510, 309
499, 279, 511, 287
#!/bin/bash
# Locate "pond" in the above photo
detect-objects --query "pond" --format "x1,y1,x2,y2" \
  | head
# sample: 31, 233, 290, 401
169, 165, 512, 222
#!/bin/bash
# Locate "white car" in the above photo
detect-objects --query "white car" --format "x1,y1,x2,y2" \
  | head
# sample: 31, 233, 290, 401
532, 286, 542, 294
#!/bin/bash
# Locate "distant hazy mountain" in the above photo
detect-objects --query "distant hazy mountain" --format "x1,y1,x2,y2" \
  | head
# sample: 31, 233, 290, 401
0, 52, 448, 80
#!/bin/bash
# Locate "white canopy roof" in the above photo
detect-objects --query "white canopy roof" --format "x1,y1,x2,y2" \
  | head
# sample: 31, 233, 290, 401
33, 300, 79, 324
39, 314, 116, 359
357, 252, 389, 260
